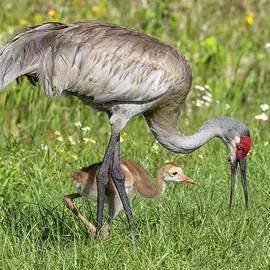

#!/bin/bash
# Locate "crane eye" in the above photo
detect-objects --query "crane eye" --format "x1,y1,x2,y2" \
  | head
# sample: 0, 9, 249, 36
237, 145, 244, 151
172, 171, 177, 176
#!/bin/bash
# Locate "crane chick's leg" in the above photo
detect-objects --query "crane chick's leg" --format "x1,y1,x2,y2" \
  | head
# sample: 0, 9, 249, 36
100, 199, 123, 240
64, 193, 97, 237
111, 137, 139, 240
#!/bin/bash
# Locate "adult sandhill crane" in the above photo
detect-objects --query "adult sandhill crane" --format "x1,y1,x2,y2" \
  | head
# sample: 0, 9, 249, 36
0, 21, 251, 239
64, 158, 196, 239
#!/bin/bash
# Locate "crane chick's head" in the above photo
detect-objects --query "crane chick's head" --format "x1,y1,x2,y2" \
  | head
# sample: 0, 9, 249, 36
162, 163, 196, 184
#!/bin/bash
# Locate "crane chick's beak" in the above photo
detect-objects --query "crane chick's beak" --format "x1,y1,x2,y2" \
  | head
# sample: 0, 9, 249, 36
181, 174, 196, 185
230, 157, 248, 208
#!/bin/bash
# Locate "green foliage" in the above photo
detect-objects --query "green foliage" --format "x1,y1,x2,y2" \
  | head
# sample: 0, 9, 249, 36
0, 0, 270, 269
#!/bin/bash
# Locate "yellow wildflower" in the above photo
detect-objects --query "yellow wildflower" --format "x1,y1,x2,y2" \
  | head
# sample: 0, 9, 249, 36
245, 11, 254, 25
92, 5, 100, 14
48, 9, 57, 18
20, 19, 29, 25
92, 3, 106, 15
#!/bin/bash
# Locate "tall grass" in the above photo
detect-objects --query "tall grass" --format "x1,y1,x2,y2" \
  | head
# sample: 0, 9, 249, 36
0, 0, 269, 269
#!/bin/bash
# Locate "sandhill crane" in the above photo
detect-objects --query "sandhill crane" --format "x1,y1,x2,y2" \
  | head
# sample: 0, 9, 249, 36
0, 21, 251, 239
64, 158, 196, 239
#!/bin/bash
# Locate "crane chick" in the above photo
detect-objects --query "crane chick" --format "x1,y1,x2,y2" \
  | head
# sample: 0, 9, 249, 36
64, 158, 195, 240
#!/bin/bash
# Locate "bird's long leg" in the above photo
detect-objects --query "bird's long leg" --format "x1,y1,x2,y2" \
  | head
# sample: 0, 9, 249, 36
111, 136, 139, 240
64, 193, 97, 237
96, 128, 120, 236
229, 162, 237, 209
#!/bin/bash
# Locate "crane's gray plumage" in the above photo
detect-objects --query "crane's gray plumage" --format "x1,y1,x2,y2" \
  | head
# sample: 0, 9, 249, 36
0, 21, 251, 238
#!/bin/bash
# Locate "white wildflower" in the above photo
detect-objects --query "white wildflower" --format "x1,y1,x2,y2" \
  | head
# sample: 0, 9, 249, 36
152, 143, 159, 151
75, 121, 82, 127
195, 99, 204, 107
83, 138, 96, 144
225, 104, 230, 110
82, 126, 91, 133
72, 154, 78, 160
195, 85, 205, 92
56, 136, 64, 142
55, 130, 61, 135
198, 154, 204, 159
41, 144, 48, 150
255, 113, 268, 121
202, 95, 212, 102
265, 43, 270, 52
260, 104, 269, 112
145, 154, 149, 160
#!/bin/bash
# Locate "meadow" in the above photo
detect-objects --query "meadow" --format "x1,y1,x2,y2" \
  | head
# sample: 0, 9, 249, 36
0, 0, 269, 269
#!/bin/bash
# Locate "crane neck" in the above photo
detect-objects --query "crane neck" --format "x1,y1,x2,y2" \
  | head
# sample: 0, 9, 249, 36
145, 112, 224, 154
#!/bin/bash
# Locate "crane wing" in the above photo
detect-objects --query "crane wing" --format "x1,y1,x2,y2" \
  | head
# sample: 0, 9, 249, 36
0, 21, 187, 104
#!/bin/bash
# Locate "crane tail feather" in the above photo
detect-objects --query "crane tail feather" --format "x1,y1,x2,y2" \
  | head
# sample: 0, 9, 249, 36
0, 35, 39, 91
0, 22, 67, 93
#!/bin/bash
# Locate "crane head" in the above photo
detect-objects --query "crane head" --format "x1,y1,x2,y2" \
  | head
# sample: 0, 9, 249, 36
236, 136, 251, 159
228, 135, 252, 209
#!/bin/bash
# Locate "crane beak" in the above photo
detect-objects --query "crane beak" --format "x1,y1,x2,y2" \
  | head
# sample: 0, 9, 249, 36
181, 174, 196, 185
230, 157, 248, 208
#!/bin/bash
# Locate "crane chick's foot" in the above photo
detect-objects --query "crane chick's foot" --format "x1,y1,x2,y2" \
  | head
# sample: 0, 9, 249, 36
99, 222, 109, 240
64, 194, 97, 238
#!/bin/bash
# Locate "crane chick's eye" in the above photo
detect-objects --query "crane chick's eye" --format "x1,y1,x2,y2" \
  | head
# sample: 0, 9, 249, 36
172, 171, 177, 176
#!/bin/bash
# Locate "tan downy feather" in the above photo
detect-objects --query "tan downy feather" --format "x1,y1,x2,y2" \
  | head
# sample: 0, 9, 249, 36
64, 158, 195, 239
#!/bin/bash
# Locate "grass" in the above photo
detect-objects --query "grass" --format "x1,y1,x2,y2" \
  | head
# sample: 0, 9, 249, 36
0, 0, 270, 269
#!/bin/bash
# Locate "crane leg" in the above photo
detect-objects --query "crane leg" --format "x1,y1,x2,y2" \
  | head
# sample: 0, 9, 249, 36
96, 131, 118, 236
96, 126, 138, 240
111, 136, 139, 240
